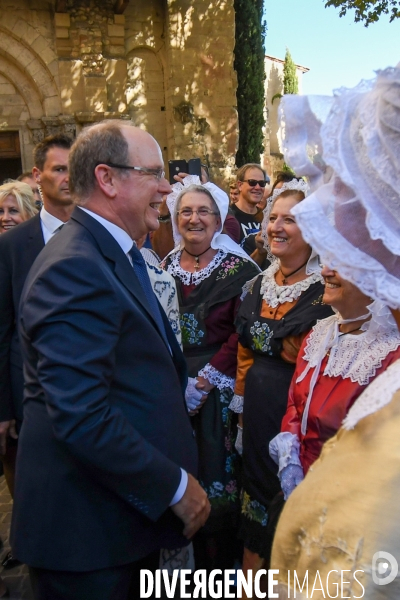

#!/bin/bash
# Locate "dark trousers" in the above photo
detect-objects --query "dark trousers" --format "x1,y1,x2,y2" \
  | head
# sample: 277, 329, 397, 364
29, 550, 162, 600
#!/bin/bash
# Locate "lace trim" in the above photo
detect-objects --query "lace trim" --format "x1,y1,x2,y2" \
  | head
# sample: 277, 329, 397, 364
260, 261, 323, 307
302, 315, 400, 386
228, 393, 244, 413
342, 358, 400, 430
198, 363, 235, 391
166, 249, 226, 286
240, 274, 259, 301
269, 432, 302, 474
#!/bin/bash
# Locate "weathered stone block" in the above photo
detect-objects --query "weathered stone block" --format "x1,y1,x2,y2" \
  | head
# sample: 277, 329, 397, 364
55, 13, 71, 28
114, 15, 125, 25
107, 24, 124, 37
43, 95, 61, 117
108, 37, 125, 46
12, 19, 40, 45
56, 27, 69, 39
108, 46, 126, 57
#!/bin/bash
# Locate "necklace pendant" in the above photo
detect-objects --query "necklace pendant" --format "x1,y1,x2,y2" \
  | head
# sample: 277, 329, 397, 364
194, 256, 200, 270
282, 278, 288, 286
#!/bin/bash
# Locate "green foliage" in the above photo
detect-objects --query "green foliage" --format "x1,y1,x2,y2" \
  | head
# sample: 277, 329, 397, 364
234, 0, 266, 166
325, 0, 400, 25
283, 48, 298, 95
271, 93, 283, 104
282, 162, 296, 175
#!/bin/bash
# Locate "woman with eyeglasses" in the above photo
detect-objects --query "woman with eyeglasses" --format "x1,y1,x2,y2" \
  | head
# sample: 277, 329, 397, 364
162, 177, 259, 571
230, 181, 333, 584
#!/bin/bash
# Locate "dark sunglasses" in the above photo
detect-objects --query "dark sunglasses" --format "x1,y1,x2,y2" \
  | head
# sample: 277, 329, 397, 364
242, 179, 268, 188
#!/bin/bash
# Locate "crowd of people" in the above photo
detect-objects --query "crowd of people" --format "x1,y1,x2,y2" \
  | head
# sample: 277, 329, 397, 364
0, 61, 399, 600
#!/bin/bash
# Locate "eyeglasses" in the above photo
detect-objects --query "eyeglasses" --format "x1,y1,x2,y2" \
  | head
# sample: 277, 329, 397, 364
241, 179, 268, 188
177, 208, 218, 218
99, 162, 165, 181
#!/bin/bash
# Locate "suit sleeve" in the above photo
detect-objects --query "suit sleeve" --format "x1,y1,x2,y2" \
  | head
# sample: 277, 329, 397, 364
0, 241, 15, 421
20, 255, 182, 521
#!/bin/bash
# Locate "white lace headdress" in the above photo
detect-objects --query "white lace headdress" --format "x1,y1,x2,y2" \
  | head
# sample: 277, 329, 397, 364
166, 175, 259, 266
260, 178, 310, 257
279, 64, 400, 308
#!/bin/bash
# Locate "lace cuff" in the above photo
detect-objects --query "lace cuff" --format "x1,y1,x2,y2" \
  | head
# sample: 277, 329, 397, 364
269, 432, 301, 474
198, 363, 235, 391
229, 394, 244, 413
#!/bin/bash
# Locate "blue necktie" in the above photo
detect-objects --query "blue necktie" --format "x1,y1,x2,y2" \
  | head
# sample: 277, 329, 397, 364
128, 244, 169, 348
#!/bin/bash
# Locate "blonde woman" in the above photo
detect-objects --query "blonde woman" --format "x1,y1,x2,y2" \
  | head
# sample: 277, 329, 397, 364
0, 180, 37, 234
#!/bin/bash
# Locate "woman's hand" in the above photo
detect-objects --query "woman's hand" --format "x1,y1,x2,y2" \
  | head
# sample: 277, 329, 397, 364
173, 172, 190, 184
187, 376, 214, 416
195, 376, 214, 394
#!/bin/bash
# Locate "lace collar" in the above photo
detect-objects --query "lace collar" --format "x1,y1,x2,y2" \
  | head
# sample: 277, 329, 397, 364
342, 358, 400, 430
298, 309, 400, 435
260, 261, 323, 308
166, 249, 226, 286
303, 315, 400, 386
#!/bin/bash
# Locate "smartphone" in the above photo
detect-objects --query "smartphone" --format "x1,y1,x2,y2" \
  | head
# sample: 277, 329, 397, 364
168, 158, 202, 184
188, 158, 202, 178
169, 160, 188, 184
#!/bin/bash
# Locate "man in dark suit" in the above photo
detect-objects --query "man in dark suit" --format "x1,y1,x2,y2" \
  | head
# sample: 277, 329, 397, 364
0, 134, 73, 503
10, 121, 209, 600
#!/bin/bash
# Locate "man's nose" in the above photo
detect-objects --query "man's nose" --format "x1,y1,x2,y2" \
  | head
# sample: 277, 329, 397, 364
158, 176, 172, 195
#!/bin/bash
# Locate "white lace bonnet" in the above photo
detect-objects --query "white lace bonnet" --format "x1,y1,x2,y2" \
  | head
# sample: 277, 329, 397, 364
166, 175, 259, 266
279, 64, 400, 309
260, 178, 309, 253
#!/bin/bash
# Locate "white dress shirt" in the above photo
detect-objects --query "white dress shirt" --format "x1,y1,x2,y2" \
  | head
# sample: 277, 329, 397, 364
40, 206, 66, 244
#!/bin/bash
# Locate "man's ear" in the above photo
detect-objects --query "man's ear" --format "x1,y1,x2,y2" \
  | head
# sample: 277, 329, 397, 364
94, 165, 118, 198
32, 167, 41, 183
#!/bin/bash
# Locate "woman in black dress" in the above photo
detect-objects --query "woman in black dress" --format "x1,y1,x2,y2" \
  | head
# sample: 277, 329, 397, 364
230, 183, 333, 580
163, 176, 260, 570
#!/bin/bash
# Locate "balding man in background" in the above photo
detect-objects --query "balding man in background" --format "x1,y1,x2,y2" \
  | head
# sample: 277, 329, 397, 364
11, 121, 209, 600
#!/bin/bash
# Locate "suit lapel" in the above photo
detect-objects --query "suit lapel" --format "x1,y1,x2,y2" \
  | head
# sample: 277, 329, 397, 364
27, 213, 45, 257
71, 208, 170, 350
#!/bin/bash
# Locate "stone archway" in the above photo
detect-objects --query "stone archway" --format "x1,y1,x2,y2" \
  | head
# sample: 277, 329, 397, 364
0, 25, 60, 116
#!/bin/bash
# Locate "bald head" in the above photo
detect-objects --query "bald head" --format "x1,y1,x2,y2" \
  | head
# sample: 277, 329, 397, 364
69, 120, 159, 202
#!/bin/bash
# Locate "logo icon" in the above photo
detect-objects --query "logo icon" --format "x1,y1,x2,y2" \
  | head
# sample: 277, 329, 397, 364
372, 551, 398, 586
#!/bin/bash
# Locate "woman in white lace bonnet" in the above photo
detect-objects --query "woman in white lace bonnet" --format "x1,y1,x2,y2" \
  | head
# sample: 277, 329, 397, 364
271, 63, 400, 597
162, 176, 260, 570
230, 180, 333, 579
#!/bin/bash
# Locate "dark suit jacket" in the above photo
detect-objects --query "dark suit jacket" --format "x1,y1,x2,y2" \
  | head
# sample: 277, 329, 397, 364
11, 207, 197, 571
0, 214, 44, 422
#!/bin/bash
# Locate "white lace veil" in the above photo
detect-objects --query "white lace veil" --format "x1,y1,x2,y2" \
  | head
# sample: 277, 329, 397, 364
279, 64, 400, 309
166, 175, 259, 266
260, 178, 320, 275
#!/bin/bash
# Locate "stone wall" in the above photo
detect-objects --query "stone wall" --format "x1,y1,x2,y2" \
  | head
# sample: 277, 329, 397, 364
262, 54, 309, 181
0, 0, 238, 185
